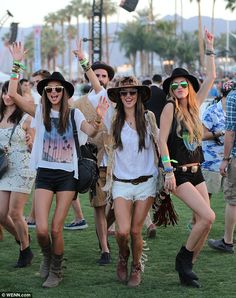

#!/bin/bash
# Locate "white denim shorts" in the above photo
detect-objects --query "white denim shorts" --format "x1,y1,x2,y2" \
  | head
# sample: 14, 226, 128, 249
112, 176, 157, 201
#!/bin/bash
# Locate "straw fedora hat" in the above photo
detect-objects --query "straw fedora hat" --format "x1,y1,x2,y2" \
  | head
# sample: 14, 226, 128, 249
107, 76, 151, 103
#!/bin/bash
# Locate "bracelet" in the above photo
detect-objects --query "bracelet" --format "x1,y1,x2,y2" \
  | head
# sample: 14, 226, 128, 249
79, 58, 91, 72
13, 60, 26, 70
223, 157, 231, 162
165, 173, 175, 179
164, 167, 174, 173
161, 156, 178, 164
10, 73, 19, 79
205, 50, 216, 56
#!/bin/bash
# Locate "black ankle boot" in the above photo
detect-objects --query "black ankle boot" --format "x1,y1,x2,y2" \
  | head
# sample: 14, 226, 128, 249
175, 246, 199, 281
15, 234, 31, 246
14, 246, 33, 268
179, 272, 201, 288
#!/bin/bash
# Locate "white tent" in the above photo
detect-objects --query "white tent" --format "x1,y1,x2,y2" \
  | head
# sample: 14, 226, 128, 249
0, 71, 10, 82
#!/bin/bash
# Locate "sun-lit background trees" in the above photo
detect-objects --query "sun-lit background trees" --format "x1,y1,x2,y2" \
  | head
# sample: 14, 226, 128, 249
1, 0, 236, 79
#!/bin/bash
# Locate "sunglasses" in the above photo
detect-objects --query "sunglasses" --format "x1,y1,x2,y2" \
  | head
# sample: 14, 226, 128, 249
44, 86, 64, 93
120, 90, 138, 97
170, 81, 188, 90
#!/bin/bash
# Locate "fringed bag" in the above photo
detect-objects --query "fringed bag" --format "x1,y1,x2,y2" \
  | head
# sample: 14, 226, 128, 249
153, 190, 178, 227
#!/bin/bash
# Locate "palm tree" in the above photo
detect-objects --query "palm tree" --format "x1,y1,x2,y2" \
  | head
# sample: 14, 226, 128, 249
103, 0, 117, 64
82, 1, 93, 62
57, 9, 67, 72
211, 0, 216, 34
44, 12, 60, 71
190, 0, 204, 71
64, 4, 75, 80
225, 0, 236, 11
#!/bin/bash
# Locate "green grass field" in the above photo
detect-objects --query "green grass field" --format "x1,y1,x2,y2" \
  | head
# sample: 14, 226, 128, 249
0, 192, 235, 298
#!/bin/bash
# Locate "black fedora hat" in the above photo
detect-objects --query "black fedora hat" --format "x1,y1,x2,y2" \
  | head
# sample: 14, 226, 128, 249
107, 76, 151, 103
84, 61, 115, 81
163, 68, 200, 95
37, 72, 74, 98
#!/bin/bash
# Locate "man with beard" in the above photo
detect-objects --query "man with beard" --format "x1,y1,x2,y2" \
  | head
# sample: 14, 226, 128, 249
71, 61, 115, 265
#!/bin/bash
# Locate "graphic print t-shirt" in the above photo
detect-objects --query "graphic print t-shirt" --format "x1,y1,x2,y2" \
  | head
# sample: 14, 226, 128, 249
42, 117, 73, 163
30, 106, 87, 173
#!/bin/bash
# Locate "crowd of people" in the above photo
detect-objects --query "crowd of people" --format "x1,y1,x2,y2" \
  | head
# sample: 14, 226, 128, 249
0, 28, 235, 290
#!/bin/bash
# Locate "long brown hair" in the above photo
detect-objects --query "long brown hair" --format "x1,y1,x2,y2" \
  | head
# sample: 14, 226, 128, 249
41, 87, 70, 134
169, 79, 202, 144
0, 81, 23, 124
112, 94, 147, 151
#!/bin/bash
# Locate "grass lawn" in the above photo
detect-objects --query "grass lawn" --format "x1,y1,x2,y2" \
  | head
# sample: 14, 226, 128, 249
0, 191, 235, 298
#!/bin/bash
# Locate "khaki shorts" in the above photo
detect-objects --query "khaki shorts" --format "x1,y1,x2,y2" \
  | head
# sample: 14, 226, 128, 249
89, 167, 107, 208
202, 169, 224, 194
224, 157, 236, 205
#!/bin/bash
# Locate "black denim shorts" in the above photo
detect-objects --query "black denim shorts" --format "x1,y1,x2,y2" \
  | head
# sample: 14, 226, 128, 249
35, 168, 77, 193
174, 167, 205, 187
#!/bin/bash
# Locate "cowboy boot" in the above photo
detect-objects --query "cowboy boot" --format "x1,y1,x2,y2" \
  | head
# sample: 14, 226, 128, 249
117, 249, 130, 282
40, 244, 52, 279
127, 261, 142, 287
14, 246, 33, 268
42, 253, 63, 288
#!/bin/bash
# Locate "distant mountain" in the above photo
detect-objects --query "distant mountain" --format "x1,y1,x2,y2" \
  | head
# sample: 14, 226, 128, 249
0, 15, 235, 74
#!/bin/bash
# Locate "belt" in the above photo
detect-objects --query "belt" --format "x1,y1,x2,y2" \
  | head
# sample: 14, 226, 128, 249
176, 163, 200, 173
113, 175, 153, 185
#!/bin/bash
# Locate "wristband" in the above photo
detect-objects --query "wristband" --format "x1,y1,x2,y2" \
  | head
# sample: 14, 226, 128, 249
13, 60, 26, 70
205, 50, 216, 56
164, 167, 174, 173
223, 157, 231, 161
11, 73, 19, 79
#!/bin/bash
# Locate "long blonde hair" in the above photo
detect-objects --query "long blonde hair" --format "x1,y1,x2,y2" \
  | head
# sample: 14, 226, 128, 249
169, 79, 202, 144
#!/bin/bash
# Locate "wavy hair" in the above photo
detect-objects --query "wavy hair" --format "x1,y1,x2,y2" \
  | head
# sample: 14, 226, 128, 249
169, 79, 202, 144
0, 80, 23, 124
112, 94, 147, 151
41, 87, 70, 134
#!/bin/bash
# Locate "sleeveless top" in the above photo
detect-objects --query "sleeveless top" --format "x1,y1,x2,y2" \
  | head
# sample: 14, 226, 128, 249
0, 114, 35, 194
167, 101, 204, 166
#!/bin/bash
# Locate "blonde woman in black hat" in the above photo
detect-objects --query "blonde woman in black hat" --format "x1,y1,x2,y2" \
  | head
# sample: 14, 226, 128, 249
159, 29, 216, 288
8, 42, 109, 288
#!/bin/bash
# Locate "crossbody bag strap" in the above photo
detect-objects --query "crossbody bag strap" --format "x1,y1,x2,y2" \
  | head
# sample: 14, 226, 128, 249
71, 109, 82, 160
8, 122, 18, 147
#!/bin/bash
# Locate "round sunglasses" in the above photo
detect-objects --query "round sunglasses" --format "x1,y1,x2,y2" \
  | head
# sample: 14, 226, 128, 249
44, 86, 64, 93
170, 81, 188, 90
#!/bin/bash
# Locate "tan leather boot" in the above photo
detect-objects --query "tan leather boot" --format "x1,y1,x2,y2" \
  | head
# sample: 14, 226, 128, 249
40, 244, 52, 279
127, 262, 142, 287
42, 254, 63, 288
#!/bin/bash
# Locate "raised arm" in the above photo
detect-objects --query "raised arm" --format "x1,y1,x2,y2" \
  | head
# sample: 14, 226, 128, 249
81, 95, 109, 137
73, 39, 102, 94
196, 29, 216, 106
8, 42, 36, 117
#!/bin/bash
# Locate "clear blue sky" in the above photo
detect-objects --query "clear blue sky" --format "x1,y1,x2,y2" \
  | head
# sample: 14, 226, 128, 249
1, 0, 235, 28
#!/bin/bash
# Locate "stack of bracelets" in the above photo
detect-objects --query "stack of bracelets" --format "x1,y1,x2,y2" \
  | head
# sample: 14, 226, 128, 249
79, 57, 91, 72
11, 60, 26, 80
161, 155, 178, 179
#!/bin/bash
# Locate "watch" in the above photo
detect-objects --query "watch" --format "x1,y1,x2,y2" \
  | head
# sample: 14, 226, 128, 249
223, 157, 231, 161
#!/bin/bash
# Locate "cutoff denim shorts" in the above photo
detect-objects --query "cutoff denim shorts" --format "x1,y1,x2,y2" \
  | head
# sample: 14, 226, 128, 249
112, 176, 157, 201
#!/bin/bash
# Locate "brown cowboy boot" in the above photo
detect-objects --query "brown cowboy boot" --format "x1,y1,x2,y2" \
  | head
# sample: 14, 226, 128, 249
40, 244, 52, 279
42, 253, 63, 288
117, 251, 130, 282
127, 262, 142, 287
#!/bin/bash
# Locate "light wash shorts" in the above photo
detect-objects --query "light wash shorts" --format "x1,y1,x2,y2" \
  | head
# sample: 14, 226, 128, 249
202, 169, 224, 194
112, 176, 157, 201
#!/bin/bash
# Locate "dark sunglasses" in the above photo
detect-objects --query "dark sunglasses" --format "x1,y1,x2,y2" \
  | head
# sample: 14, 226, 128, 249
44, 86, 64, 93
170, 81, 188, 90
120, 90, 138, 97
